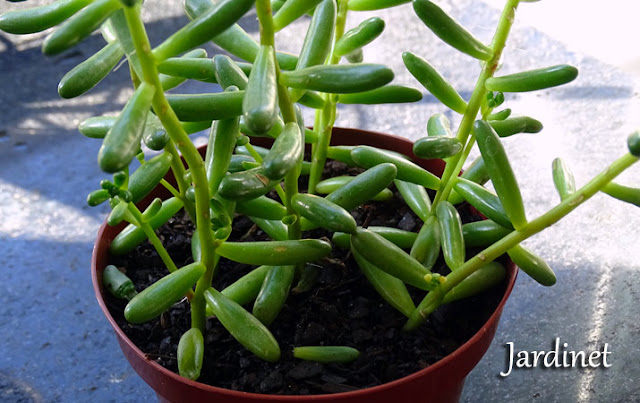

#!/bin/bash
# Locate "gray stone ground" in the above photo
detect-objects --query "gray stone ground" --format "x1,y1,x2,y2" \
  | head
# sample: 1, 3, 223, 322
1, 1, 639, 402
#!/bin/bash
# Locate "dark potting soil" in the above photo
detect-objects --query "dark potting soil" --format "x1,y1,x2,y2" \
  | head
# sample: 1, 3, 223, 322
106, 161, 507, 396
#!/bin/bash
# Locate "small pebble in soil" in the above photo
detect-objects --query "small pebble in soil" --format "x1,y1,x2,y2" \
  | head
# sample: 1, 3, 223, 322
298, 322, 327, 345
259, 371, 284, 393
288, 362, 323, 380
398, 211, 417, 231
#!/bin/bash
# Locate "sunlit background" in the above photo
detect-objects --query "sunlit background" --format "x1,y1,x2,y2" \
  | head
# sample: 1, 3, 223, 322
487, 0, 640, 77
0, 1, 639, 402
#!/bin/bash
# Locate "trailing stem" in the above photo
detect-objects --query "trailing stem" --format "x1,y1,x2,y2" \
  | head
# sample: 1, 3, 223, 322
308, 0, 349, 194
256, 0, 302, 240
409, 0, 520, 273
126, 203, 179, 274
405, 152, 639, 330
123, 4, 216, 332
430, 0, 520, 209
125, 31, 193, 219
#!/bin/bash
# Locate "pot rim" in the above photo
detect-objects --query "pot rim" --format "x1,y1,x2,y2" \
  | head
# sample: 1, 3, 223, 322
92, 127, 517, 400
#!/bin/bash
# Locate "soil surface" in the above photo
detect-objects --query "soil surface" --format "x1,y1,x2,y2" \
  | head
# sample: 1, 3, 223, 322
106, 162, 507, 395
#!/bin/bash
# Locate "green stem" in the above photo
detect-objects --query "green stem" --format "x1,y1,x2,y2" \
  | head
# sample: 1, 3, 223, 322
159, 178, 182, 200
411, 0, 520, 266
284, 171, 302, 240
243, 142, 265, 162
309, 99, 336, 194
191, 253, 220, 330
308, 108, 324, 195
163, 142, 195, 220
431, 0, 520, 208
257, 0, 302, 239
308, 0, 349, 194
276, 70, 297, 124
278, 83, 302, 239
244, 142, 288, 201
405, 152, 639, 330
123, 5, 216, 333
129, 62, 141, 88
446, 136, 477, 196
126, 203, 179, 274
255, 0, 275, 47
125, 14, 192, 217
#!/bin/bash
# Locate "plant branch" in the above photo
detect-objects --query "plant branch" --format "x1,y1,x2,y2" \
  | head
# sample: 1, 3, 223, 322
431, 0, 520, 208
126, 203, 180, 274
255, 0, 275, 47
159, 178, 182, 200
308, 0, 349, 194
405, 152, 639, 330
257, 0, 301, 239
123, 4, 216, 333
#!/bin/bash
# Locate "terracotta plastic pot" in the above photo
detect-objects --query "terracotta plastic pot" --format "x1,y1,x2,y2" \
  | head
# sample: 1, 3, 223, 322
92, 128, 517, 403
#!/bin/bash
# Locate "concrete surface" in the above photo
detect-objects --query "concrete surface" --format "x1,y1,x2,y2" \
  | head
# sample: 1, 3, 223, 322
1, 1, 639, 402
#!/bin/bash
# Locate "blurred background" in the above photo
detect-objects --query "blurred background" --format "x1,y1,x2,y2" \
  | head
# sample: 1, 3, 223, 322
1, 1, 639, 401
